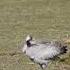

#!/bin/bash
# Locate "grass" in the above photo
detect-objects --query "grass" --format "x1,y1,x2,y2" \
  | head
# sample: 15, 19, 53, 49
0, 0, 70, 70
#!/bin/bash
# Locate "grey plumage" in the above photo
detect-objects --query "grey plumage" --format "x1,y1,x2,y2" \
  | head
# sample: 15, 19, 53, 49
22, 35, 67, 69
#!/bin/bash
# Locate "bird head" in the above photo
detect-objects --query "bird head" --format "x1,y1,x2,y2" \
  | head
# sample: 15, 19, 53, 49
22, 35, 33, 53
25, 35, 32, 42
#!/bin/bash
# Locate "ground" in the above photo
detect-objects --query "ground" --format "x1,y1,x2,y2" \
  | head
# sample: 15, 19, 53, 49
0, 0, 70, 70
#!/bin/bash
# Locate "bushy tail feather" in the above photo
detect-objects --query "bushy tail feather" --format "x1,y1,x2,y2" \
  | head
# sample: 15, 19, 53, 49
61, 46, 67, 54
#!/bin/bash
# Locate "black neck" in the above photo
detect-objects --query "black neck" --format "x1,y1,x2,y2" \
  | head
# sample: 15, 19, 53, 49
26, 41, 31, 47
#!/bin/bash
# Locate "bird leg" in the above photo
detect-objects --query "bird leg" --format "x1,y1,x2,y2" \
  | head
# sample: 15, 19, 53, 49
34, 58, 49, 69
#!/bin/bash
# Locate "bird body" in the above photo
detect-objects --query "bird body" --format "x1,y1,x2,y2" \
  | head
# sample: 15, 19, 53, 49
22, 35, 67, 69
25, 43, 61, 60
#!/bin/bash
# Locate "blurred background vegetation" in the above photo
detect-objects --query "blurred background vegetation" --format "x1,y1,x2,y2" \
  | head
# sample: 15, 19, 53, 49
0, 0, 70, 70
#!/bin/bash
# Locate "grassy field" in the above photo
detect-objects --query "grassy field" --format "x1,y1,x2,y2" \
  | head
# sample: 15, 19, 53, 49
0, 0, 70, 70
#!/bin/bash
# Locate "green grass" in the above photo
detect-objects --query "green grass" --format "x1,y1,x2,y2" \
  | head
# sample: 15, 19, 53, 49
0, 0, 70, 70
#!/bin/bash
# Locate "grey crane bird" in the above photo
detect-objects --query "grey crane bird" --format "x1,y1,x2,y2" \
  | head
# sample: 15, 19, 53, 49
22, 35, 67, 69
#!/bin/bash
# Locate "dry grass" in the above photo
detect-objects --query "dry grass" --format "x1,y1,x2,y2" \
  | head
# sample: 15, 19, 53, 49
0, 0, 70, 70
